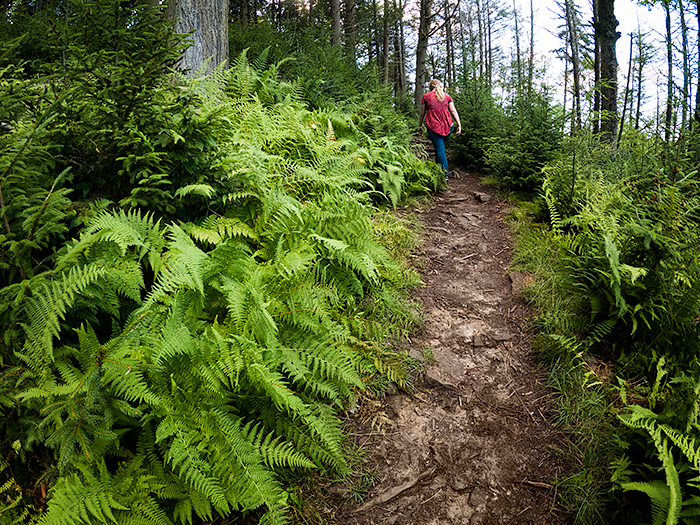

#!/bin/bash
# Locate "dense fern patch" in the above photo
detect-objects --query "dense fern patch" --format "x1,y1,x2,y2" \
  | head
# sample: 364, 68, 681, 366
0, 7, 438, 522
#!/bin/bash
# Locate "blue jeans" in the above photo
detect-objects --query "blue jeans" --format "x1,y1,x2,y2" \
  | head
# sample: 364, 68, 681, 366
427, 126, 452, 178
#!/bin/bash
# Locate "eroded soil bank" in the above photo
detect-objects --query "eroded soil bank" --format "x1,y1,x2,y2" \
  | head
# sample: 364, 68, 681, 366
336, 171, 569, 525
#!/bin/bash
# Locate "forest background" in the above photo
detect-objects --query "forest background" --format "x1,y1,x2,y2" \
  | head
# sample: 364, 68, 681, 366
1, 0, 700, 523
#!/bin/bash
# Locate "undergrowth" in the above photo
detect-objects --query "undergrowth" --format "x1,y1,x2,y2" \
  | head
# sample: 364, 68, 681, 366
508, 130, 700, 525
0, 2, 439, 522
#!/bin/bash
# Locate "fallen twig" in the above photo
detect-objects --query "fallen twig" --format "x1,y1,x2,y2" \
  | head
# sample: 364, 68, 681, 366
352, 467, 437, 513
522, 479, 553, 490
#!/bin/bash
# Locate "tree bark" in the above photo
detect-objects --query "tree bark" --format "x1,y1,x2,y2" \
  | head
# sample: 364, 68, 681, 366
485, 0, 492, 86
372, 0, 380, 65
679, 0, 690, 130
445, 0, 454, 86
565, 0, 582, 132
331, 0, 342, 45
414, 0, 433, 108
617, 33, 633, 146
634, 27, 650, 130
382, 0, 390, 83
476, 0, 484, 77
165, 0, 229, 76
513, 0, 522, 100
344, 0, 357, 63
664, 0, 673, 141
592, 0, 600, 134
527, 0, 534, 98
596, 0, 619, 143
394, 0, 406, 92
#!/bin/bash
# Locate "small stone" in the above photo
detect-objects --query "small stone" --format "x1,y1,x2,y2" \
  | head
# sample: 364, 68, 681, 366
509, 271, 530, 296
426, 367, 456, 388
473, 191, 491, 202
491, 331, 512, 341
452, 474, 471, 491
325, 483, 350, 498
408, 346, 423, 360
469, 485, 489, 507
473, 333, 485, 347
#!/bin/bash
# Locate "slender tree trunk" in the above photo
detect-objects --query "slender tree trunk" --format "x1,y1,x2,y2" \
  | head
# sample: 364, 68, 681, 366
373, 0, 380, 66
617, 33, 633, 146
562, 59, 569, 134
527, 0, 534, 98
664, 0, 673, 141
382, 0, 390, 83
593, 0, 600, 134
394, 0, 406, 92
330, 0, 342, 45
565, 0, 582, 132
476, 0, 484, 78
635, 29, 645, 130
399, 0, 407, 89
462, 0, 476, 83
165, 0, 229, 76
344, 0, 356, 63
445, 0, 455, 86
513, 0, 523, 101
695, 0, 700, 125
679, 0, 690, 131
240, 0, 249, 27
457, 0, 467, 84
596, 0, 620, 143
414, 0, 433, 108
486, 0, 492, 87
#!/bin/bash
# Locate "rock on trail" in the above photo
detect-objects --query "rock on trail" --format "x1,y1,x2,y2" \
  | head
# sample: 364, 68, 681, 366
338, 171, 568, 525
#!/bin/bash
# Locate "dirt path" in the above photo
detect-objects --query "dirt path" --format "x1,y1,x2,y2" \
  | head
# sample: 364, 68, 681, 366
336, 171, 568, 525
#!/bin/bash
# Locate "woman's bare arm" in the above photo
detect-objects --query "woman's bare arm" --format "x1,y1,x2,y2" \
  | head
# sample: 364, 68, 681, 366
448, 101, 461, 135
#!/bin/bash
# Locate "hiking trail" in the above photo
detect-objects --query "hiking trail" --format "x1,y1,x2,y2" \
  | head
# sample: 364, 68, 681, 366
335, 171, 568, 525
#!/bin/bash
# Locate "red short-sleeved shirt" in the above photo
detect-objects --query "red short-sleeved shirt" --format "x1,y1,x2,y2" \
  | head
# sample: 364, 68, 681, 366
422, 91, 453, 136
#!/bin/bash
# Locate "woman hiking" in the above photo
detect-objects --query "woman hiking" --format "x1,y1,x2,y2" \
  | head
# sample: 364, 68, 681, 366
418, 79, 461, 181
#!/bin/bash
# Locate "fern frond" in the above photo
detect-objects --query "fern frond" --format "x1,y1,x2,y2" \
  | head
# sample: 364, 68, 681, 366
38, 460, 129, 525
20, 264, 109, 370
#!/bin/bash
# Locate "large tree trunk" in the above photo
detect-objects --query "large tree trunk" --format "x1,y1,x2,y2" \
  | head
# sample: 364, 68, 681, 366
596, 0, 619, 143
330, 0, 342, 45
414, 0, 433, 108
166, 0, 229, 76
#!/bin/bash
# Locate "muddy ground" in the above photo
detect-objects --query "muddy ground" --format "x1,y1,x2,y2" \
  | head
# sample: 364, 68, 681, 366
332, 171, 569, 525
